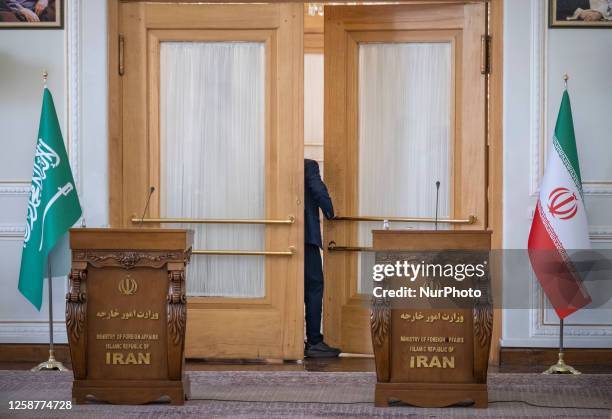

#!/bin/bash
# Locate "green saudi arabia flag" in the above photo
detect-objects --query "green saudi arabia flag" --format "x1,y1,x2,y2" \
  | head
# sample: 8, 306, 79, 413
18, 88, 82, 310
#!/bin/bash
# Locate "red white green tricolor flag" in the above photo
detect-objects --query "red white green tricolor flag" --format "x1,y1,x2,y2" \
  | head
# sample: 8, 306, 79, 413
18, 88, 82, 310
528, 89, 591, 319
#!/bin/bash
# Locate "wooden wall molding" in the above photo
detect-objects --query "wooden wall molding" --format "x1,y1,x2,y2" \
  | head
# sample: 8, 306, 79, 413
108, 0, 122, 227
500, 347, 612, 367
487, 0, 504, 365
0, 323, 68, 345
0, 343, 71, 364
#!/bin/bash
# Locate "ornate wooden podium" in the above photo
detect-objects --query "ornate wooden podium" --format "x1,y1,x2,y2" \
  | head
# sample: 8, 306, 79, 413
371, 230, 492, 408
67, 228, 192, 405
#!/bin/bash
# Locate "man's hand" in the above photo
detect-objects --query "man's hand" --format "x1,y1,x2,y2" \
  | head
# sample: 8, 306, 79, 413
19, 7, 40, 22
34, 0, 48, 16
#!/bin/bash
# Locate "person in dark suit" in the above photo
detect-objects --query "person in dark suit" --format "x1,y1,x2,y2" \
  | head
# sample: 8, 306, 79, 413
304, 159, 341, 358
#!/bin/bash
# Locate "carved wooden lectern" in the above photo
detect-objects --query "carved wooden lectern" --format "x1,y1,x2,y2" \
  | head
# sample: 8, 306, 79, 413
67, 228, 192, 405
371, 230, 493, 408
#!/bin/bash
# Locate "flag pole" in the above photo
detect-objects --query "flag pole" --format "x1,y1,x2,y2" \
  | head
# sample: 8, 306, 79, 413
543, 318, 581, 374
31, 70, 68, 372
31, 255, 68, 371
542, 73, 582, 376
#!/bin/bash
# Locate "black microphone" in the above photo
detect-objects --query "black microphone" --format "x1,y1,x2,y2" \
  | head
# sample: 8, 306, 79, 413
140, 186, 155, 224
434, 181, 440, 231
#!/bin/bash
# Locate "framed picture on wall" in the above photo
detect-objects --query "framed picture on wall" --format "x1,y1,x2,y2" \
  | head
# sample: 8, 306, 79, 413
0, 0, 63, 29
550, 0, 612, 27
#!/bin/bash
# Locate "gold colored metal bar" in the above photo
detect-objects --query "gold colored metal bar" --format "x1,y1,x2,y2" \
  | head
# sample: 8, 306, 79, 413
327, 241, 372, 252
327, 245, 373, 252
332, 215, 476, 225
131, 215, 295, 225
192, 246, 295, 256
481, 34, 491, 75
118, 34, 125, 76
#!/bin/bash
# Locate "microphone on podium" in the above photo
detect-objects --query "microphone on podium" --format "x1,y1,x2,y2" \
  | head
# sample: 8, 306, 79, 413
139, 186, 156, 225
434, 181, 440, 231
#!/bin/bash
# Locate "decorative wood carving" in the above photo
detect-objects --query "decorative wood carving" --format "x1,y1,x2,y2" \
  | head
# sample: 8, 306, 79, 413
472, 296, 493, 383
370, 294, 391, 383
473, 303, 493, 348
371, 296, 390, 347
371, 251, 413, 343
473, 256, 493, 382
73, 250, 186, 270
66, 268, 87, 341
166, 268, 187, 381
66, 265, 87, 379
473, 255, 493, 350
167, 270, 186, 346
371, 252, 396, 382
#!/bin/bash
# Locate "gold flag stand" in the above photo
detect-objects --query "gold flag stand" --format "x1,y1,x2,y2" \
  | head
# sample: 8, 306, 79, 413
32, 70, 68, 372
543, 318, 581, 375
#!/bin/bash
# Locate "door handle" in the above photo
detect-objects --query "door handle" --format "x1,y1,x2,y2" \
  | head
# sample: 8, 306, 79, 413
132, 216, 295, 225
192, 246, 296, 256
327, 241, 372, 252
331, 215, 476, 225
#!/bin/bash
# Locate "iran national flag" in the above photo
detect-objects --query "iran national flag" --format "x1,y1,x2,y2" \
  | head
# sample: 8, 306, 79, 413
528, 89, 591, 319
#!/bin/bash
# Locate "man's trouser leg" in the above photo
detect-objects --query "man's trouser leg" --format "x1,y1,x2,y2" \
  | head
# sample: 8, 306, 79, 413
304, 243, 324, 345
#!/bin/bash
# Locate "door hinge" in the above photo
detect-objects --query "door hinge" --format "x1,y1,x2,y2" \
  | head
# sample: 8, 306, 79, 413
118, 34, 125, 76
480, 35, 491, 75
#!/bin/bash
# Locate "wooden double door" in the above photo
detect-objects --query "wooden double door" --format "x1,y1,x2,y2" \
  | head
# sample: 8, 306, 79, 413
111, 1, 489, 359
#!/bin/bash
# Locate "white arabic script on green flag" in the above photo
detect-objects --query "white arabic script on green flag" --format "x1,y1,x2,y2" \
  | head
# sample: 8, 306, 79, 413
18, 88, 82, 310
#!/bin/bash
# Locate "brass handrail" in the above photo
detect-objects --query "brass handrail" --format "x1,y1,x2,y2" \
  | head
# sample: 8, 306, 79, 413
332, 215, 476, 225
327, 241, 372, 252
131, 215, 295, 225
192, 246, 295, 256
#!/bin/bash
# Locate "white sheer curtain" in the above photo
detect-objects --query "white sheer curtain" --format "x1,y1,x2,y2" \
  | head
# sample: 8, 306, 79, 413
358, 43, 452, 293
160, 42, 266, 297
304, 54, 324, 147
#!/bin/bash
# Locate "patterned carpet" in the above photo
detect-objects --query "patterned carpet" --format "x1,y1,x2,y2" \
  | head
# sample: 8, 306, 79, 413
0, 371, 610, 418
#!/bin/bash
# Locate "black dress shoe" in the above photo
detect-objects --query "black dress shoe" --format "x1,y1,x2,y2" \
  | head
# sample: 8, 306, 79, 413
304, 341, 341, 358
